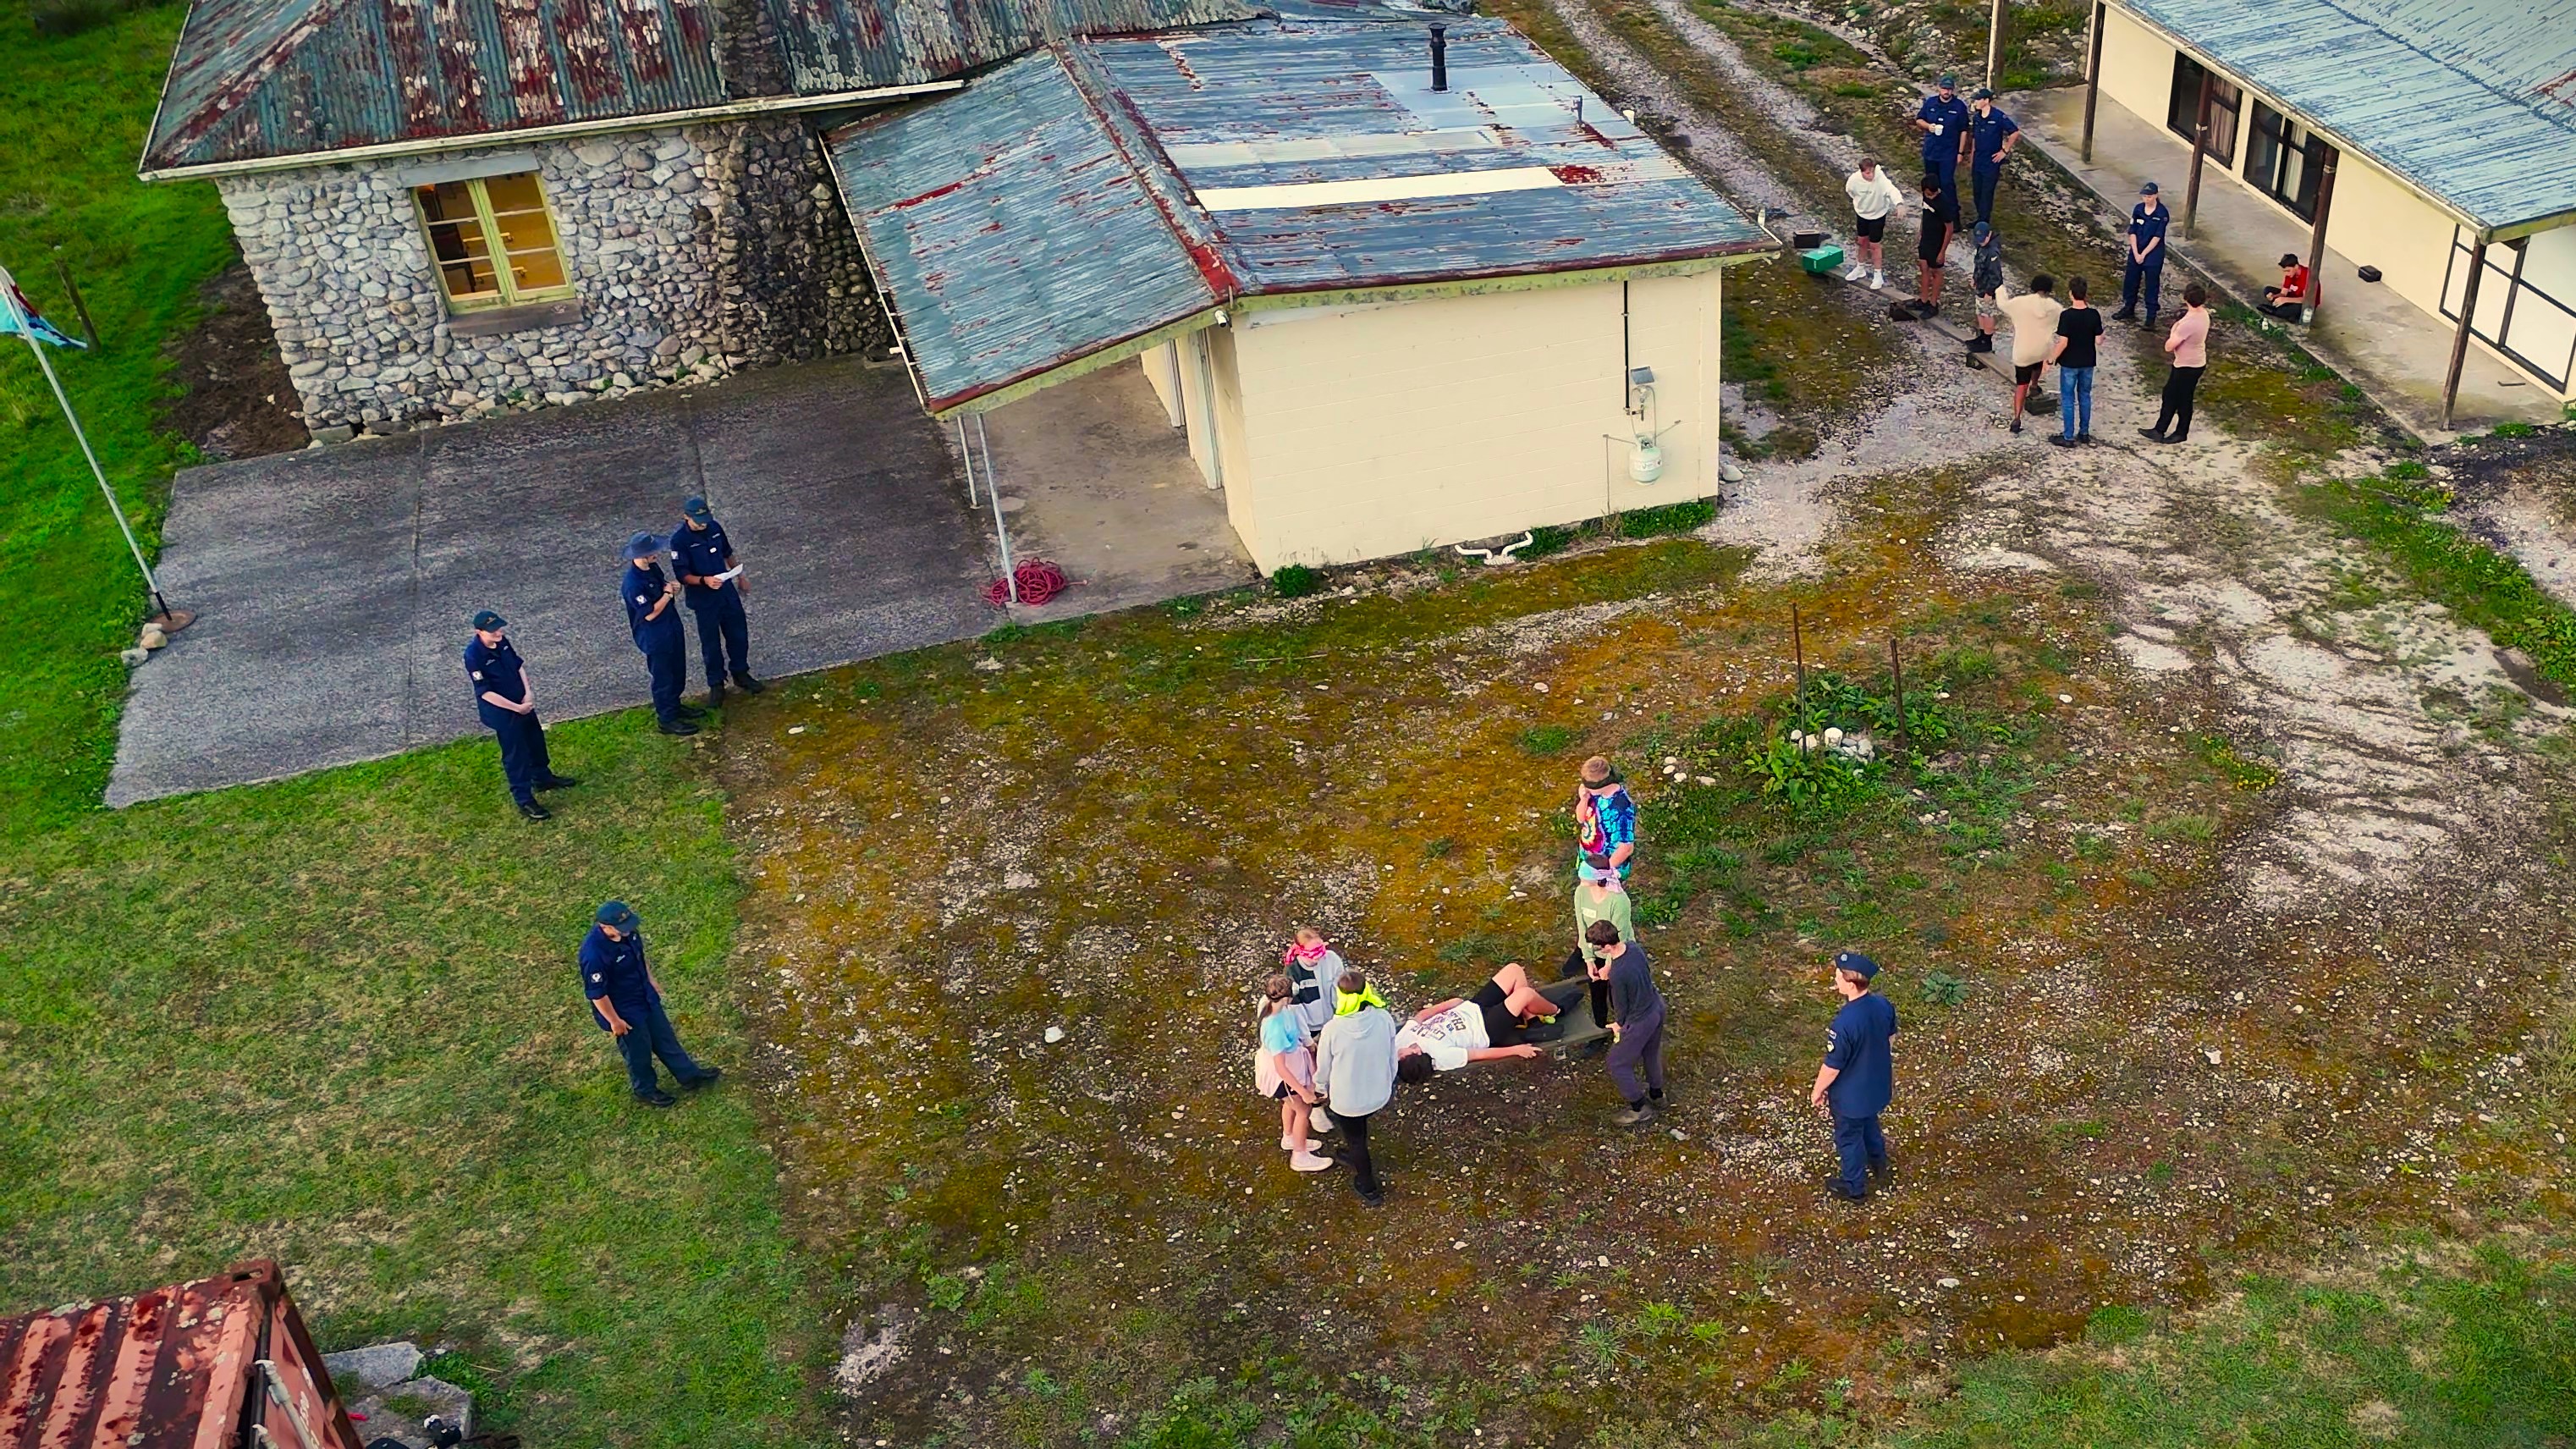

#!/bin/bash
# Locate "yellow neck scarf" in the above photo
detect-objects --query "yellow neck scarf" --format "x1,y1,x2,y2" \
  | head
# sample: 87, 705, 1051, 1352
1335, 983, 1387, 1016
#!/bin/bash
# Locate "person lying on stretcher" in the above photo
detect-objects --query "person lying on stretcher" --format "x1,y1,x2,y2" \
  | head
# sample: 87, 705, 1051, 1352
1393, 963, 1565, 1083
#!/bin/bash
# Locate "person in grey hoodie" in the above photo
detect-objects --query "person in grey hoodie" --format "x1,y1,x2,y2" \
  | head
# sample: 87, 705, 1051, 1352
1586, 921, 1667, 1125
1313, 968, 1399, 1205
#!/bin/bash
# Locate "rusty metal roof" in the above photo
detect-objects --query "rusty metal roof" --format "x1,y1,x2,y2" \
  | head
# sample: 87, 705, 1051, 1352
141, 0, 735, 171
2117, 0, 2576, 234
0, 1260, 360, 1449
828, 17, 1774, 414
762, 0, 1258, 94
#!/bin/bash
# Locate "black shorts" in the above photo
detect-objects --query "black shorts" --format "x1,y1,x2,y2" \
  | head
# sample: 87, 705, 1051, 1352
2015, 361, 2045, 385
1470, 980, 1527, 1046
1271, 1082, 1291, 1100
1854, 213, 1886, 242
1918, 229, 1950, 264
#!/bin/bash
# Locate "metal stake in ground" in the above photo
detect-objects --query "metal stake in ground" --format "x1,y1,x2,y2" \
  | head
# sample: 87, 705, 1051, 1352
1792, 603, 1808, 728
0, 260, 187, 631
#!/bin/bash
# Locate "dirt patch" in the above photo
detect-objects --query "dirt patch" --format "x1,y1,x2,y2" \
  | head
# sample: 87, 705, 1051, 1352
2448, 427, 2576, 611
158, 262, 306, 460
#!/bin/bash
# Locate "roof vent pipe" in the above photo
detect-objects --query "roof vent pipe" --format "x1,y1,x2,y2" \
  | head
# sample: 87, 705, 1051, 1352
1430, 24, 1448, 92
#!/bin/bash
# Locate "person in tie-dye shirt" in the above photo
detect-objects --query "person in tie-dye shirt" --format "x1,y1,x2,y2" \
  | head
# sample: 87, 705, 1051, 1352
1573, 757, 1637, 879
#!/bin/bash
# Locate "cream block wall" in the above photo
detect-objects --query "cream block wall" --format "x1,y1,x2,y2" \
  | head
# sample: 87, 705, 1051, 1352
2096, 7, 2178, 152
1208, 272, 1724, 572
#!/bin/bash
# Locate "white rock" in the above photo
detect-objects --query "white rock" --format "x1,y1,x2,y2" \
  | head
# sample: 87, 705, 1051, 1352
787, 724, 806, 735
119, 647, 150, 666
1823, 727, 1843, 745
1533, 682, 1549, 692
2057, 692, 2073, 703
2204, 1048, 2223, 1065
1937, 1277, 1962, 1290
1043, 1026, 1065, 1044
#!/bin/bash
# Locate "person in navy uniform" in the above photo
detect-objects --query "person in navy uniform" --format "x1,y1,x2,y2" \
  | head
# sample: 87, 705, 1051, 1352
2112, 181, 2171, 327
1810, 950, 1898, 1202
1913, 74, 1971, 191
669, 494, 764, 708
463, 609, 576, 820
581, 901, 722, 1107
1964, 87, 2019, 225
623, 532, 700, 737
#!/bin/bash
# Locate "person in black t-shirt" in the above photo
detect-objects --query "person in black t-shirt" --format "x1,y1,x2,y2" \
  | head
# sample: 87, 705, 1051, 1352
1913, 177, 1959, 312
2046, 275, 2105, 445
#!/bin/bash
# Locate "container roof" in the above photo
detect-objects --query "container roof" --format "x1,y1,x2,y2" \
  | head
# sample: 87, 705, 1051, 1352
2118, 0, 2576, 234
139, 0, 1257, 173
827, 18, 1775, 415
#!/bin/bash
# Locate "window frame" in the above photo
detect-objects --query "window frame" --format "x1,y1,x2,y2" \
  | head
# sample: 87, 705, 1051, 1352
2242, 102, 2329, 223
2166, 55, 2242, 168
411, 172, 575, 315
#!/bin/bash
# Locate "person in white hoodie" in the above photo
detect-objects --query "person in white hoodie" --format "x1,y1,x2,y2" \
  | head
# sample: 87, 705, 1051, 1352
1843, 157, 1904, 289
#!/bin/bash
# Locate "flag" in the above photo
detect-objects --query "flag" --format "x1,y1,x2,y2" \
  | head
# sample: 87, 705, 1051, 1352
0, 264, 86, 350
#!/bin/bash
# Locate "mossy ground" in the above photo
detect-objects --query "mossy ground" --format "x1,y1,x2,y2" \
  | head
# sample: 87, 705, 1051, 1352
720, 459, 2576, 1443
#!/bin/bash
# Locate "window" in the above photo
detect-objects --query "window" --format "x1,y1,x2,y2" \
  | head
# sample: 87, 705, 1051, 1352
2166, 55, 2241, 166
2441, 228, 2576, 393
2243, 102, 2328, 222
414, 173, 570, 312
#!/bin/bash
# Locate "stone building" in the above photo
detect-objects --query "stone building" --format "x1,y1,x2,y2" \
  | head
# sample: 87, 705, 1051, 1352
140, 0, 1244, 438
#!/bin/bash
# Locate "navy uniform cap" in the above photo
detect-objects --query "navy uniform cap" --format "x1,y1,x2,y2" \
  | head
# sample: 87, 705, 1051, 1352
1937, 73, 1957, 88
597, 900, 640, 930
2139, 179, 2160, 195
1833, 950, 1880, 979
681, 494, 713, 519
471, 609, 506, 631
627, 531, 663, 558
1971, 85, 1993, 100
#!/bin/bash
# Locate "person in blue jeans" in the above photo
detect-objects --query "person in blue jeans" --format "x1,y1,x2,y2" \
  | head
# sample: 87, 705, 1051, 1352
1811, 950, 1897, 1202
2111, 180, 2169, 326
2047, 275, 2105, 446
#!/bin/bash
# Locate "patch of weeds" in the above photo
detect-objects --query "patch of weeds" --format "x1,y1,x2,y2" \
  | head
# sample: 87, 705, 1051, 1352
1423, 835, 1457, 858
2193, 733, 2282, 791
1435, 932, 1520, 967
2147, 1161, 2177, 1185
2494, 421, 2539, 438
1744, 727, 1874, 816
1576, 1321, 1631, 1372
1771, 39, 1821, 68
1616, 499, 1718, 538
1635, 1301, 1687, 1341
1270, 564, 1323, 599
1917, 969, 1970, 1007
925, 1270, 972, 1312
2144, 813, 2216, 842
2049, 1119, 2109, 1143
1519, 723, 1582, 757
2122, 866, 2162, 890
1522, 524, 1582, 559
2298, 473, 2576, 687
2083, 1303, 2152, 1345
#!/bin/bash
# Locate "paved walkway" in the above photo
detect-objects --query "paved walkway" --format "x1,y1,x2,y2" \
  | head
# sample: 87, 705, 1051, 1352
111, 359, 995, 804
2014, 89, 2562, 438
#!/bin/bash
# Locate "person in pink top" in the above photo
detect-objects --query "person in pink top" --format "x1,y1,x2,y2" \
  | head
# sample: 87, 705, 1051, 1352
2142, 284, 2210, 444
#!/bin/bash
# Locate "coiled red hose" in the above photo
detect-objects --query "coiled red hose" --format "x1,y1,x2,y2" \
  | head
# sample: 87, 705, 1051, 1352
984, 559, 1071, 607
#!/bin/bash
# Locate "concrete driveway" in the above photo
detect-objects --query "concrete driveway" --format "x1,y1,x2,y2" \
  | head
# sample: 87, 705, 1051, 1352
109, 358, 994, 805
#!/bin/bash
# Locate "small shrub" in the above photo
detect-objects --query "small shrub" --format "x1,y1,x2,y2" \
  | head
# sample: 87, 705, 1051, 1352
1918, 969, 1969, 1006
1743, 727, 1873, 815
1270, 564, 1323, 598
925, 1272, 971, 1311
1521, 523, 1585, 558
1615, 499, 1717, 537
2493, 421, 2538, 438
1772, 40, 1822, 68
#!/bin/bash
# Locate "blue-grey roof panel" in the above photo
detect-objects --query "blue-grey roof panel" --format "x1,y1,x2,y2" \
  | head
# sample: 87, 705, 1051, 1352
2120, 0, 2576, 232
826, 51, 1222, 412
762, 0, 1258, 94
829, 19, 1770, 412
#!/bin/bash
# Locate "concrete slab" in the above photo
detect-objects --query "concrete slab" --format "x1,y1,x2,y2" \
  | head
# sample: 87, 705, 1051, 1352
972, 364, 1255, 622
110, 359, 994, 805
2013, 88, 2563, 438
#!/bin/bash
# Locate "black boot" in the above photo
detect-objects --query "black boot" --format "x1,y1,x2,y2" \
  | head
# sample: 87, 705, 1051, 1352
658, 717, 700, 736
730, 671, 766, 695
516, 799, 551, 821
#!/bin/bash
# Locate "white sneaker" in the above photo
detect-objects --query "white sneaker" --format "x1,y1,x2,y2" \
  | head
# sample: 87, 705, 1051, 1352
1870, 270, 1885, 290
1841, 262, 1865, 281
1310, 1105, 1335, 1135
1290, 1150, 1334, 1172
1280, 1133, 1322, 1152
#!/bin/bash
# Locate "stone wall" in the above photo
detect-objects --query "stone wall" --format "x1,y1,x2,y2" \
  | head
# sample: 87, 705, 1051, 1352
220, 117, 885, 439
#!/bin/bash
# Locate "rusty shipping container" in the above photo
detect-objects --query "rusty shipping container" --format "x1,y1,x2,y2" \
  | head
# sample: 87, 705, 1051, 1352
0, 1260, 363, 1449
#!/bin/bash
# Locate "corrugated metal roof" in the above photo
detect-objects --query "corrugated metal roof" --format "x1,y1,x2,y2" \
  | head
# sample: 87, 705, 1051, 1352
828, 49, 1225, 416
762, 0, 1258, 93
2118, 0, 2576, 233
0, 1260, 361, 1449
142, 0, 733, 171
828, 18, 1774, 413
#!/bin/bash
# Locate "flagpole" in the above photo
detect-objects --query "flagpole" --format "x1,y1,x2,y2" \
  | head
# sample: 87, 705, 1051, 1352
1, 265, 187, 631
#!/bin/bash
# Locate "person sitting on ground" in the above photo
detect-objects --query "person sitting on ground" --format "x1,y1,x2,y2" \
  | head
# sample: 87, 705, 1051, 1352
1995, 273, 2061, 436
1914, 176, 1959, 313
1967, 220, 2006, 358
1842, 157, 1905, 290
1256, 974, 1333, 1172
1281, 927, 1346, 1041
2261, 252, 2311, 321
1392, 963, 1557, 1082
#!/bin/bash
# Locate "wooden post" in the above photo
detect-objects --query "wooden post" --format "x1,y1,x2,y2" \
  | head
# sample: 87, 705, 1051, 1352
2301, 151, 2337, 324
2182, 69, 2213, 235
1792, 603, 1808, 726
2441, 237, 2488, 432
1889, 637, 1908, 762
1985, 0, 2006, 93
2079, 1, 2106, 163
49, 251, 100, 351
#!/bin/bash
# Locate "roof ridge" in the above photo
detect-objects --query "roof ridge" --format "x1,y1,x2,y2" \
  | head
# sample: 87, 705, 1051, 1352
1053, 37, 1242, 300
